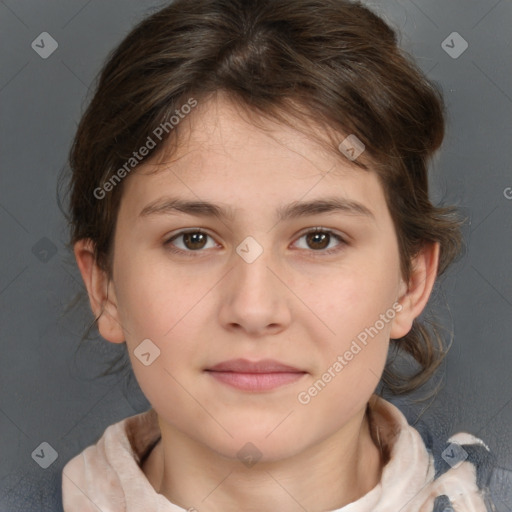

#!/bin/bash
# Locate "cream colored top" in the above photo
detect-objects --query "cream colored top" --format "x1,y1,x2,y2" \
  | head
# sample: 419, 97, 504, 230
62, 396, 492, 511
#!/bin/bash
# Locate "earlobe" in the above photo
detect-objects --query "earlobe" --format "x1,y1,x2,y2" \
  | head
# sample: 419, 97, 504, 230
73, 239, 125, 344
390, 242, 440, 340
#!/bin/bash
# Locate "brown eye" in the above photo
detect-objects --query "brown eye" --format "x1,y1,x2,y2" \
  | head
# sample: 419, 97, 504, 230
182, 232, 208, 250
305, 231, 330, 250
294, 228, 346, 254
165, 229, 216, 255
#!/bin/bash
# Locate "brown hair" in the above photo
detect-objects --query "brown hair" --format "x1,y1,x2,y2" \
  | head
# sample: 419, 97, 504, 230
63, 0, 463, 395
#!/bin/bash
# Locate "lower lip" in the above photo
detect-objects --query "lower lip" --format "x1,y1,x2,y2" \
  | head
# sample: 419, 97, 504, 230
206, 371, 306, 391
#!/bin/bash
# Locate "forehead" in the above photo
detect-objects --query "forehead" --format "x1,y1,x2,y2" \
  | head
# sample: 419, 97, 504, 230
147, 97, 346, 175
121, 94, 388, 220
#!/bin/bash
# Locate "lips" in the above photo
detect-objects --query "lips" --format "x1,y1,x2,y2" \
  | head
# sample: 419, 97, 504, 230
205, 358, 307, 392
206, 358, 305, 373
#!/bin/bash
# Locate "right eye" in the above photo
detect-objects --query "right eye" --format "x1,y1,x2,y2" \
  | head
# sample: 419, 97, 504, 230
164, 229, 219, 256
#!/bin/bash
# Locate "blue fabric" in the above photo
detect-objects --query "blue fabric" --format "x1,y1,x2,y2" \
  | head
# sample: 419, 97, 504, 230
432, 494, 453, 512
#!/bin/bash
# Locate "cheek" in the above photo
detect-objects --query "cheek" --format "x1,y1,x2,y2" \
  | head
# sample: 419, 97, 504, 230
305, 252, 399, 382
313, 257, 400, 333
114, 264, 206, 414
113, 251, 210, 342
112, 254, 215, 388
301, 283, 394, 424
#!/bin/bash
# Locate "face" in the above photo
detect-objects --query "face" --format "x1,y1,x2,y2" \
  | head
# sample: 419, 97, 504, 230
98, 94, 410, 461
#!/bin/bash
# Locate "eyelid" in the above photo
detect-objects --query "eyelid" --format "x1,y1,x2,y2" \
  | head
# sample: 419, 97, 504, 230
294, 226, 347, 243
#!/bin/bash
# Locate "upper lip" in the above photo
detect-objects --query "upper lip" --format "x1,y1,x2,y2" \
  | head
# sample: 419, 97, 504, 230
206, 358, 305, 373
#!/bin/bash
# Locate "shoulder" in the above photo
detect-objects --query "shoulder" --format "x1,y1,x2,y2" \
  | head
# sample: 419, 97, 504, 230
407, 413, 500, 511
372, 396, 500, 511
62, 409, 159, 511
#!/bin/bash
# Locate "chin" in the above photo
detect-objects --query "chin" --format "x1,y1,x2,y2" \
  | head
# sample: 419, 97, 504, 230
203, 425, 311, 465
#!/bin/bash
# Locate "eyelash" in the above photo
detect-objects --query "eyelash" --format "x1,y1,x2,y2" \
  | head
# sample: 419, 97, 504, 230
163, 227, 347, 258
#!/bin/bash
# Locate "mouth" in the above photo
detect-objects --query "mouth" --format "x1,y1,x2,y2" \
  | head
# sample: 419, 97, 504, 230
204, 358, 307, 392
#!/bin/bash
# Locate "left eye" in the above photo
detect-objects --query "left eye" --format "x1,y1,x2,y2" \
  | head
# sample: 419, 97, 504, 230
293, 228, 345, 253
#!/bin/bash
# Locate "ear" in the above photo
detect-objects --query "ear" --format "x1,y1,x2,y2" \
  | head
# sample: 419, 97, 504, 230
390, 242, 440, 339
73, 239, 125, 344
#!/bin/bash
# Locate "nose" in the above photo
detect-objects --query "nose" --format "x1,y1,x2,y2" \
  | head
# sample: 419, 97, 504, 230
218, 239, 292, 337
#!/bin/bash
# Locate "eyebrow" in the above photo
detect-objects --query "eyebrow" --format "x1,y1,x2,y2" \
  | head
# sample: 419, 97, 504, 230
139, 196, 375, 222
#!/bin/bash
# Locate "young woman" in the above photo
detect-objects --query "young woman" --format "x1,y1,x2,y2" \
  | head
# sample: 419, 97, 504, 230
61, 1, 495, 510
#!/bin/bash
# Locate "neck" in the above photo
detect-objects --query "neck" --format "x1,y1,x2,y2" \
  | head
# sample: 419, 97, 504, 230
143, 407, 383, 512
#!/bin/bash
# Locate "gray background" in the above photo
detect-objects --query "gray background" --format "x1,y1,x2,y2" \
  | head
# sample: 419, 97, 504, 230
0, 0, 511, 510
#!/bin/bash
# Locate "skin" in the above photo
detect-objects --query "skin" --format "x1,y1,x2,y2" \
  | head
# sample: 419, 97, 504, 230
75, 92, 439, 512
